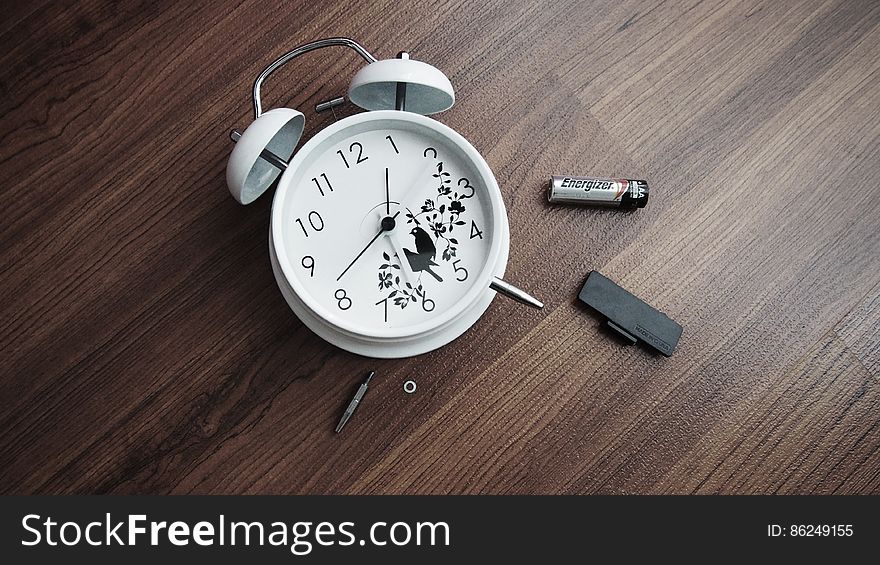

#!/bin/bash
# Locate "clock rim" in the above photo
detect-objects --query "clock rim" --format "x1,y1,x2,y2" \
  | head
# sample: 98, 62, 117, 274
270, 110, 507, 340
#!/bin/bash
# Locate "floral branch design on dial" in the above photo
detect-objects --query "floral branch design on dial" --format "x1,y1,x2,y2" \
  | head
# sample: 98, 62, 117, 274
404, 161, 474, 262
377, 160, 473, 312
378, 251, 426, 309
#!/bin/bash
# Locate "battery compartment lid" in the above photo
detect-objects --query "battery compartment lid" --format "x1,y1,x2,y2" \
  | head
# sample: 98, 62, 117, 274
578, 271, 682, 357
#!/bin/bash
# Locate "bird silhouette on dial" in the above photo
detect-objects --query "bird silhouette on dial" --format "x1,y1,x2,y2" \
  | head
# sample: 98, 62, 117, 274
404, 227, 443, 282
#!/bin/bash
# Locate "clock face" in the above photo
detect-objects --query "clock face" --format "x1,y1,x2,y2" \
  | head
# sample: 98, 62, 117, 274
271, 111, 505, 339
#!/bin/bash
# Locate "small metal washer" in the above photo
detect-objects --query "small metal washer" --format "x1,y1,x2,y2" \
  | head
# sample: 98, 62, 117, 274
403, 380, 417, 394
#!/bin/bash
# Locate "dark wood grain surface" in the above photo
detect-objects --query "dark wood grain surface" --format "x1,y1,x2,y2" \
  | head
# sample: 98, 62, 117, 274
1, 0, 878, 494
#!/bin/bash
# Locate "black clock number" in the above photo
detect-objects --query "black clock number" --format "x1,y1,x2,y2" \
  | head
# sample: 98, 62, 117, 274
301, 255, 315, 277
457, 177, 475, 199
337, 141, 368, 168
351, 142, 368, 164
421, 292, 435, 312
335, 289, 352, 310
311, 173, 333, 197
377, 290, 434, 317
375, 297, 388, 322
453, 259, 468, 282
295, 211, 324, 237
423, 147, 437, 159
385, 135, 399, 154
469, 220, 484, 240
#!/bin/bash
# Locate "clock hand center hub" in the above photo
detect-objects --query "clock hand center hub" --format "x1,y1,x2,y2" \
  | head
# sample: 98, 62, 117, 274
380, 215, 396, 232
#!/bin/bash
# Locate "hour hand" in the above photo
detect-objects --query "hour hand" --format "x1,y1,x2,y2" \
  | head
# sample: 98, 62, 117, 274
385, 167, 391, 215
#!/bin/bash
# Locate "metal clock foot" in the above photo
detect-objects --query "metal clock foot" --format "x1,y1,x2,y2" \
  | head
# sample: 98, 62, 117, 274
490, 277, 543, 309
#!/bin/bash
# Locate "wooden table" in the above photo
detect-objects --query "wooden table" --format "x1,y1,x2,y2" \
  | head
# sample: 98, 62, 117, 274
1, 0, 878, 494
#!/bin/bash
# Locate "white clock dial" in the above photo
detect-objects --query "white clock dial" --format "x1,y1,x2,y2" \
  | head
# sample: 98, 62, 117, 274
271, 111, 506, 346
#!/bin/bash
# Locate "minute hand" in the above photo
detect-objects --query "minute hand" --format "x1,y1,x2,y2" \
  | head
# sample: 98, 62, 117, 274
336, 211, 400, 282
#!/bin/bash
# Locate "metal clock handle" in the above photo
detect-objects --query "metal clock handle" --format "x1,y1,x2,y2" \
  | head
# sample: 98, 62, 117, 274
252, 37, 377, 118
230, 38, 377, 171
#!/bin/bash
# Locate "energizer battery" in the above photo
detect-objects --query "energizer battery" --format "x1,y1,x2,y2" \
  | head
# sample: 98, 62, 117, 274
548, 176, 649, 208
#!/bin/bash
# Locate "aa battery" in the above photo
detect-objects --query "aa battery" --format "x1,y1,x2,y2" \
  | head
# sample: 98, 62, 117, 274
548, 176, 649, 209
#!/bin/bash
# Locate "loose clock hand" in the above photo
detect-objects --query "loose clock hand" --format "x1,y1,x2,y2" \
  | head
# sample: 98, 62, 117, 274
337, 212, 400, 282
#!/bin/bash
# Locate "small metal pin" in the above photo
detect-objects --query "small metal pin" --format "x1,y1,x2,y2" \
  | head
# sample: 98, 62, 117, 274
315, 96, 345, 113
490, 277, 544, 309
335, 371, 375, 433
229, 129, 289, 170
395, 51, 409, 111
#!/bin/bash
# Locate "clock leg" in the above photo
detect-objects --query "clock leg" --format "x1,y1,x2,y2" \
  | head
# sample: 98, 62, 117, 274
490, 277, 543, 309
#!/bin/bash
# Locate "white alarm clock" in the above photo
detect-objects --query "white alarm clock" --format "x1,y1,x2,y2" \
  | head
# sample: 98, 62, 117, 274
226, 38, 541, 358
